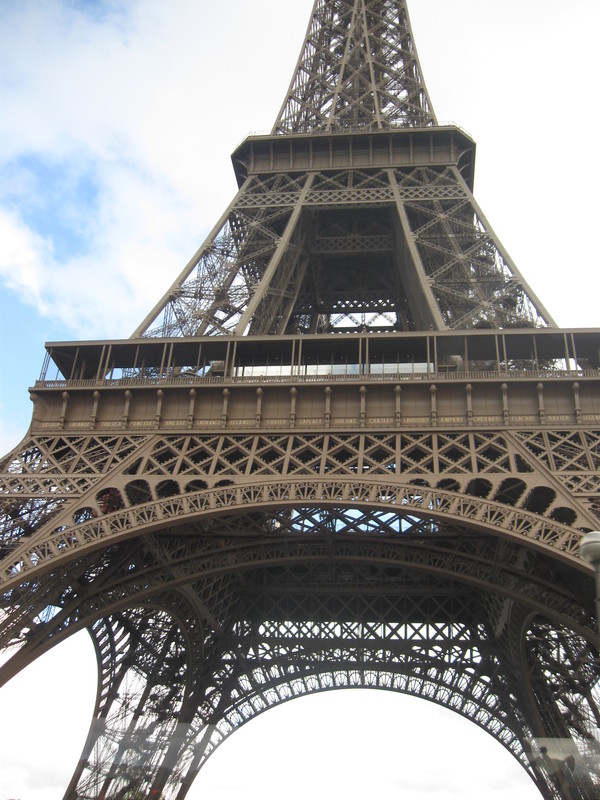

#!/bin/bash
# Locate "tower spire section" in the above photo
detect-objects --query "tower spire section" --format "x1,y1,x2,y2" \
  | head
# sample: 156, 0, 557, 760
1, 2, 600, 799
273, 0, 437, 134
133, 0, 554, 339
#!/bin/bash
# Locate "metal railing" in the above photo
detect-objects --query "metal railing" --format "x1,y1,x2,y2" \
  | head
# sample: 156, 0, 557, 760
34, 368, 597, 391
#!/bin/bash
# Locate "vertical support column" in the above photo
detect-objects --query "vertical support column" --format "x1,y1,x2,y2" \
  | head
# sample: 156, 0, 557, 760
359, 385, 367, 427
155, 389, 165, 425
221, 389, 230, 427
501, 383, 509, 426
188, 389, 197, 427
465, 383, 473, 425
389, 170, 446, 330
394, 385, 402, 426
59, 391, 70, 428
91, 391, 101, 428
289, 387, 297, 428
64, 599, 209, 800
324, 386, 332, 428
572, 383, 582, 424
255, 388, 263, 427
234, 174, 315, 336
430, 384, 437, 426
536, 383, 545, 425
123, 390, 132, 427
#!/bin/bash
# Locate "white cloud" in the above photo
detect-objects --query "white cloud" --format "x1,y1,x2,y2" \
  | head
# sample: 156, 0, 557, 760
0, 419, 24, 458
0, 631, 96, 800
0, 0, 313, 338
0, 210, 50, 311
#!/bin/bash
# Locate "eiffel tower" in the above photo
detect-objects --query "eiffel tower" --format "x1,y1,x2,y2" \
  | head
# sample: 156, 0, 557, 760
1, 1, 599, 798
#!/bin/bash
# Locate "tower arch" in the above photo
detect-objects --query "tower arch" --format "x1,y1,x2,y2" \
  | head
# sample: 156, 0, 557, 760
1, 1, 599, 798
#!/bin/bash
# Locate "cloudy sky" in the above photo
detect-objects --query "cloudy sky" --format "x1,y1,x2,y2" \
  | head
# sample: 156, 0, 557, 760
0, 0, 598, 797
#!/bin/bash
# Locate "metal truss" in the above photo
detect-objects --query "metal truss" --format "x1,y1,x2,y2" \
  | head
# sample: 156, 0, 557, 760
2, 425, 599, 568
135, 166, 553, 338
1, 0, 599, 798
2, 511, 598, 799
273, 0, 436, 133
2, 456, 600, 799
525, 622, 600, 798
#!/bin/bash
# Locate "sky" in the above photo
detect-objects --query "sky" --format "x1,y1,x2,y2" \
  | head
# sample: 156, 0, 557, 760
0, 0, 598, 797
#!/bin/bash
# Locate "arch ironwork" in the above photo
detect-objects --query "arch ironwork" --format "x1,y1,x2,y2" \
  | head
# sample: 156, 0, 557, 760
1, 1, 600, 798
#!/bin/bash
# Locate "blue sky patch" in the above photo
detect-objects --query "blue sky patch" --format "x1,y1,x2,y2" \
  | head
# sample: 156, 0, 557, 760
0, 287, 57, 441
64, 0, 127, 24
2, 153, 100, 263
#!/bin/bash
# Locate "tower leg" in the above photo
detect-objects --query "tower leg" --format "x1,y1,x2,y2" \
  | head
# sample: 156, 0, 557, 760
64, 595, 209, 800
522, 620, 600, 800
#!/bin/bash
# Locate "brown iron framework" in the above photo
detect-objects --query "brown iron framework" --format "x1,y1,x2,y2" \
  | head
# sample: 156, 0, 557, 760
1, 2, 599, 799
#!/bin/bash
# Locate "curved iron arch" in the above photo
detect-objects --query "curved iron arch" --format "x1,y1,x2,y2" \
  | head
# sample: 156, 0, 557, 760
67, 600, 558, 800
1, 477, 587, 594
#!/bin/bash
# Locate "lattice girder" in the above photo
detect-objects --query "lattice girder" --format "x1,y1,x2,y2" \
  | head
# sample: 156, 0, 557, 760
2, 0, 600, 797
1, 492, 599, 798
134, 174, 310, 338
5, 539, 597, 799
1, 521, 594, 659
136, 160, 553, 337
525, 622, 600, 798
3, 414, 599, 590
0, 480, 590, 598
65, 593, 214, 799
273, 0, 436, 133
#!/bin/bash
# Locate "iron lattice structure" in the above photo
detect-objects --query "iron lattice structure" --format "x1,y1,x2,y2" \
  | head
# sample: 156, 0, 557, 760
1, 2, 600, 798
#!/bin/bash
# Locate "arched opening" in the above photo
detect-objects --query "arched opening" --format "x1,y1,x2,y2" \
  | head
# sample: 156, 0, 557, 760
125, 479, 153, 505
437, 478, 461, 492
156, 479, 180, 498
465, 478, 492, 498
186, 479, 208, 492
0, 647, 542, 800
0, 498, 592, 799
96, 487, 125, 514
523, 486, 556, 515
549, 506, 577, 526
2, 479, 591, 800
494, 478, 527, 506
73, 506, 96, 524
192, 691, 541, 800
